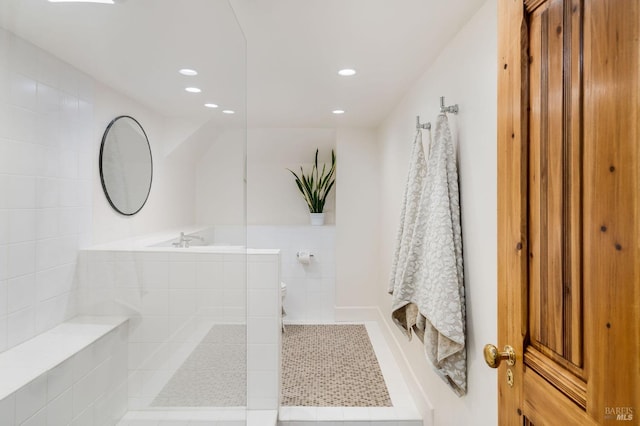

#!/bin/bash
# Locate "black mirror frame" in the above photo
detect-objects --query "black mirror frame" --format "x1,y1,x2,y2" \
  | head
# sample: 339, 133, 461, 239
99, 115, 153, 216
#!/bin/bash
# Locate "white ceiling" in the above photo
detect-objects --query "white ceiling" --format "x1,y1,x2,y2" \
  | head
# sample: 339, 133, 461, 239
0, 0, 486, 128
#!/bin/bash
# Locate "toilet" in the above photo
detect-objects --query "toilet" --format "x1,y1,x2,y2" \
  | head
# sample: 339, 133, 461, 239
281, 282, 287, 332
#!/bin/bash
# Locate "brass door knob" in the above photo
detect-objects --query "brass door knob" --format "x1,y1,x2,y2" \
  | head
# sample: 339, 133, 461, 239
483, 344, 516, 368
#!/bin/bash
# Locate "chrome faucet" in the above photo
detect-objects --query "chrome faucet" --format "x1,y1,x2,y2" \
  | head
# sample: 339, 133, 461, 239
172, 232, 204, 248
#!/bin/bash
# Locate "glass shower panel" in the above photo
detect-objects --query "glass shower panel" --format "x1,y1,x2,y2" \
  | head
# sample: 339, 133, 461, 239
1, 0, 247, 424
104, 0, 249, 421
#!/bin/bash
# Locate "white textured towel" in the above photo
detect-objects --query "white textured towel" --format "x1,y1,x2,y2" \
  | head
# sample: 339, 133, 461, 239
388, 129, 429, 296
389, 114, 466, 396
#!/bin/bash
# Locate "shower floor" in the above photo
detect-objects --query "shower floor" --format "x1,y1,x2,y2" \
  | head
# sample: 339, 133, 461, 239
151, 324, 246, 407
281, 324, 392, 407
279, 321, 423, 426
119, 321, 422, 425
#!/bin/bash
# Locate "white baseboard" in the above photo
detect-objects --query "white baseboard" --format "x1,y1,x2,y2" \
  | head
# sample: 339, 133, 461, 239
334, 306, 381, 322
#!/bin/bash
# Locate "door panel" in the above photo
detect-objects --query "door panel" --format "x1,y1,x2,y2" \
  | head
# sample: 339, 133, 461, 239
497, 0, 639, 424
522, 371, 596, 425
528, 0, 584, 370
527, 0, 586, 411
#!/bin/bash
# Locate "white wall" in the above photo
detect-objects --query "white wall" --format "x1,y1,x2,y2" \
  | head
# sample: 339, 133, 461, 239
246, 128, 336, 225
240, 129, 338, 323
335, 128, 379, 310
377, 1, 497, 425
0, 28, 93, 351
248, 225, 335, 322
92, 84, 196, 244
0, 25, 198, 354
195, 128, 246, 226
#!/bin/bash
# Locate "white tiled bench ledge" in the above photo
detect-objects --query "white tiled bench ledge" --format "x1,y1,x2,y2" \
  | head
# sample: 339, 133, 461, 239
0, 315, 128, 401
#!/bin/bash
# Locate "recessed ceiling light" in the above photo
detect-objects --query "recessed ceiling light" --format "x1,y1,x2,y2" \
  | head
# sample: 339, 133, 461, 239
48, 0, 114, 3
179, 69, 198, 76
332, 109, 345, 114
338, 68, 356, 76
222, 110, 235, 114
185, 87, 201, 93
204, 103, 219, 108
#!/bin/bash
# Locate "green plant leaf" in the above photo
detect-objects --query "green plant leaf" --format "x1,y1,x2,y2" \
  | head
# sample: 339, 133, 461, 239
287, 148, 337, 213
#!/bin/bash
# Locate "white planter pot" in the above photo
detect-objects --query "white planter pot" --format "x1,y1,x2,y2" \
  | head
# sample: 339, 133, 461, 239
309, 213, 325, 226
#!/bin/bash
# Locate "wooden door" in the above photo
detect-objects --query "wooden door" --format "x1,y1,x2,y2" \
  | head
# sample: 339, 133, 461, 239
496, 0, 639, 424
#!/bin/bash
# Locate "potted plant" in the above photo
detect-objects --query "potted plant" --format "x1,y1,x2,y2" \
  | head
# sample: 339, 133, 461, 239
288, 148, 336, 225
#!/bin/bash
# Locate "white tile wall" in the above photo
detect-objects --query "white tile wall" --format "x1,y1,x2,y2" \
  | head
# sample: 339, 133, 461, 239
247, 226, 335, 323
77, 248, 264, 411
7, 307, 35, 348
75, 245, 282, 416
0, 28, 93, 352
78, 249, 247, 322
0, 319, 128, 426
247, 252, 280, 411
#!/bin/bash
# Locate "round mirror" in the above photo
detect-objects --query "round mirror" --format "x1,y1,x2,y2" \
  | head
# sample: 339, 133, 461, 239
99, 115, 153, 216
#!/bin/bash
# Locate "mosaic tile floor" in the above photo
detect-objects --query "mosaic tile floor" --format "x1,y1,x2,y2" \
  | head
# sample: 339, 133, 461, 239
281, 324, 393, 407
151, 324, 246, 407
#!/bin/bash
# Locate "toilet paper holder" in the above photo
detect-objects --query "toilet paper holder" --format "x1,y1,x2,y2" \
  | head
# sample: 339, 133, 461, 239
296, 251, 315, 258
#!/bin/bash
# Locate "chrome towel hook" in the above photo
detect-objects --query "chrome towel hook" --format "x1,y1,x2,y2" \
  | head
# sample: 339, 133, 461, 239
440, 96, 459, 115
416, 115, 431, 130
